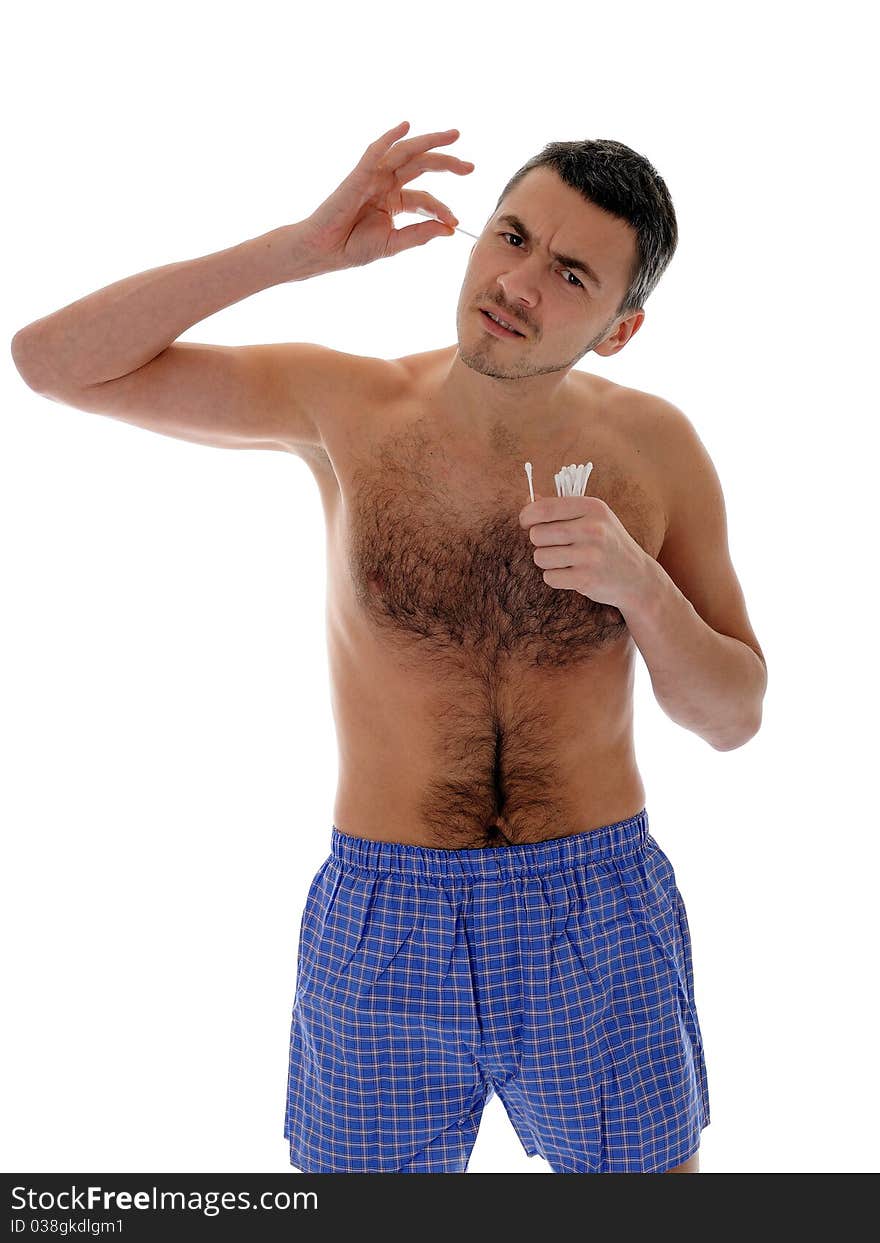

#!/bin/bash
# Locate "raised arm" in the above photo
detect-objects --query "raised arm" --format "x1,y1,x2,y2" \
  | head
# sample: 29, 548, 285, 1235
10, 120, 473, 453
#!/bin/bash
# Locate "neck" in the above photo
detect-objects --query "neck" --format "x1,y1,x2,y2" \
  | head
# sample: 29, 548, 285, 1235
428, 347, 581, 441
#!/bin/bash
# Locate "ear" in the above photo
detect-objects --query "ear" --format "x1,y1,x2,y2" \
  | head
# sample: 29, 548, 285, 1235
594, 309, 646, 357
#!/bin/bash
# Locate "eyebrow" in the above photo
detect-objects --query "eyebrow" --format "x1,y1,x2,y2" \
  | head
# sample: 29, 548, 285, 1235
496, 213, 604, 290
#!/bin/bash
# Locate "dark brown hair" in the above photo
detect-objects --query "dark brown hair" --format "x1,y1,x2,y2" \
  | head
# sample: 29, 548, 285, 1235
493, 139, 678, 319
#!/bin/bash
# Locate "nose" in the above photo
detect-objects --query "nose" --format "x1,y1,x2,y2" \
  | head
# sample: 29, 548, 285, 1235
494, 278, 536, 332
496, 267, 539, 313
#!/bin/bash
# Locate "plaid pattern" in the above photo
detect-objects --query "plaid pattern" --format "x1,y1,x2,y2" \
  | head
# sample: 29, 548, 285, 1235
284, 808, 710, 1173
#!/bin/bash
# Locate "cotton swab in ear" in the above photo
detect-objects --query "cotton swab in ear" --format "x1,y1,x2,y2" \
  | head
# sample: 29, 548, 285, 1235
414, 206, 480, 239
524, 461, 534, 502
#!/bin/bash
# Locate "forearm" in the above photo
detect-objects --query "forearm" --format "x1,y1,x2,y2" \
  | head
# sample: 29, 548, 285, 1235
621, 557, 767, 750
10, 219, 331, 391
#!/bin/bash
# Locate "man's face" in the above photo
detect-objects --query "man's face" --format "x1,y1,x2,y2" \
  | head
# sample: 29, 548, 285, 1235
455, 166, 643, 380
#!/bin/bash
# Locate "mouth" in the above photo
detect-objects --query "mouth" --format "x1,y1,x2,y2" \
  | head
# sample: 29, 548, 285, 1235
479, 307, 526, 338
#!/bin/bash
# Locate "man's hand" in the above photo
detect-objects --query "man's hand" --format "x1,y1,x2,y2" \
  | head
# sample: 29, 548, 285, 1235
301, 120, 474, 270
518, 495, 652, 611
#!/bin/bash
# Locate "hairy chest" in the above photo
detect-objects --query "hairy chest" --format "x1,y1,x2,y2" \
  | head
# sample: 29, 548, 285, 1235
335, 412, 666, 671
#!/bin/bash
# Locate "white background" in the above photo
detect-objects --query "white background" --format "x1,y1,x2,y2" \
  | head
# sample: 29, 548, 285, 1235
2, 0, 877, 1175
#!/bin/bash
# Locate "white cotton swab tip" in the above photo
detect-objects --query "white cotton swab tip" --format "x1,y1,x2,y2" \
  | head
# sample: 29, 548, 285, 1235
524, 461, 534, 502
414, 206, 480, 239
555, 462, 594, 496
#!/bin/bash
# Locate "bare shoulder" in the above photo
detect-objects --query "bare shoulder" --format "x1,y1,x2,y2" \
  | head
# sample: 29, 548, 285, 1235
599, 378, 710, 476
608, 382, 765, 672
597, 376, 692, 437
605, 382, 736, 557
282, 343, 407, 467
573, 377, 713, 551
292, 343, 404, 428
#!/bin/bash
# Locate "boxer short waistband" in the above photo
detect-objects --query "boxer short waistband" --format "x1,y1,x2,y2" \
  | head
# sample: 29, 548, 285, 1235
330, 807, 650, 882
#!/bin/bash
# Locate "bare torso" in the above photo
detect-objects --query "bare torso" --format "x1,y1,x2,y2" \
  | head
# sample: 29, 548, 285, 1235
300, 346, 669, 848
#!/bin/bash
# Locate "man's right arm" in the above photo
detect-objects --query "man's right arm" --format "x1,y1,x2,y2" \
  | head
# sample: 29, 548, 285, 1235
9, 122, 471, 452
8, 222, 369, 454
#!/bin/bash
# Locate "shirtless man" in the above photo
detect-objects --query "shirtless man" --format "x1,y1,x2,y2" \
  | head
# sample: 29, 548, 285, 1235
12, 121, 767, 1174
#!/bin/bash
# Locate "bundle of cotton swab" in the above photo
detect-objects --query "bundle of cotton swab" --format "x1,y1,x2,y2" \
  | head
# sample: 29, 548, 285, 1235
523, 461, 593, 502
555, 462, 593, 497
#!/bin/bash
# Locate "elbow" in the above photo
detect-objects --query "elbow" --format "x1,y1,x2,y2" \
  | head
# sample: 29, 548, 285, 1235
11, 329, 48, 391
710, 656, 767, 751
11, 328, 63, 394
709, 708, 763, 752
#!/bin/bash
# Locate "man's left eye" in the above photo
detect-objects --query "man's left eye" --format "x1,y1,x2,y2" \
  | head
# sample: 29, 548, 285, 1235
500, 232, 584, 289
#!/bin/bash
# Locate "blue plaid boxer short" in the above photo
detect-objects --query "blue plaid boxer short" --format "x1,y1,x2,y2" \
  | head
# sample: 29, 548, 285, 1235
283, 807, 710, 1173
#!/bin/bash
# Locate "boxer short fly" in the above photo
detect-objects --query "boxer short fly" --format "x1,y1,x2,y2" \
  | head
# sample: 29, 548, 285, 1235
283, 807, 710, 1173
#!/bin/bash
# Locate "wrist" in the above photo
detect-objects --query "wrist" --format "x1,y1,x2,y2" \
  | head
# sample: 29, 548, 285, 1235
244, 220, 340, 286
619, 551, 667, 625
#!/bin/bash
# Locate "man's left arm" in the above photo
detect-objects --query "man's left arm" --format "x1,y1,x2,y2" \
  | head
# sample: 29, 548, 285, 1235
620, 401, 767, 751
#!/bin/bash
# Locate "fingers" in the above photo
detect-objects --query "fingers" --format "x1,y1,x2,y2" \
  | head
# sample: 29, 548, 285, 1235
395, 151, 475, 185
399, 189, 459, 228
366, 120, 411, 154
388, 127, 465, 165
384, 218, 451, 258
367, 122, 474, 176
360, 122, 475, 261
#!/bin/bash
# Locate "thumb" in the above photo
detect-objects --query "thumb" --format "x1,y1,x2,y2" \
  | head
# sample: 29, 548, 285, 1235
386, 219, 453, 257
